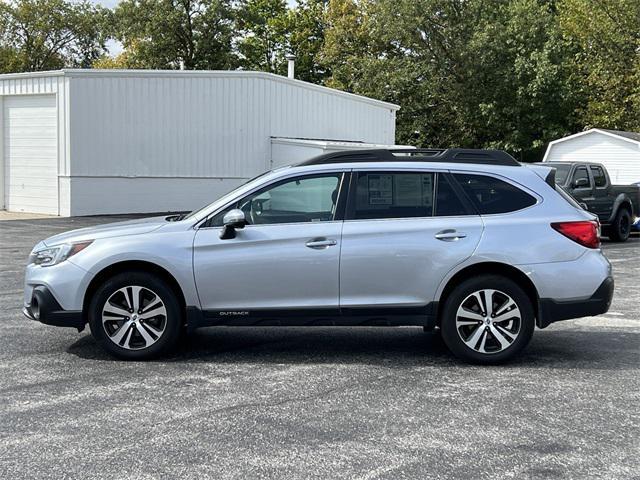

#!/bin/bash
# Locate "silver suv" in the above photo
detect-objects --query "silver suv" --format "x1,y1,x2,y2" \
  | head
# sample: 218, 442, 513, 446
23, 149, 614, 363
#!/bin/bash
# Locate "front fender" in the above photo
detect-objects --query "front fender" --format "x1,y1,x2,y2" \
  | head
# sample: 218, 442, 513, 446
68, 230, 199, 309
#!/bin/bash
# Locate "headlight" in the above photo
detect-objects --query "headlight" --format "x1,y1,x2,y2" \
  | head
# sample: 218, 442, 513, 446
28, 241, 93, 267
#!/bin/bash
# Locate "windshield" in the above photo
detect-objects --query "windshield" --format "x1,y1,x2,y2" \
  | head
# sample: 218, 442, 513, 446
179, 169, 285, 221
548, 163, 571, 185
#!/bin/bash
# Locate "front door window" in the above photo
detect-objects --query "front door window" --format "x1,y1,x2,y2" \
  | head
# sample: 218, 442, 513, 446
212, 173, 342, 226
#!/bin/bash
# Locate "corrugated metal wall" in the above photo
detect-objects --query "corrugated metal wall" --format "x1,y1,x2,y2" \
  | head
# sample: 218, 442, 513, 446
67, 71, 397, 179
545, 132, 640, 184
0, 69, 398, 215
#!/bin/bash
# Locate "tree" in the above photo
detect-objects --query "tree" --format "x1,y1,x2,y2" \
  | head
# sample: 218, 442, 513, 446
559, 0, 640, 131
112, 0, 237, 70
322, 0, 580, 161
235, 0, 289, 74
0, 0, 111, 72
287, 0, 329, 83
461, 0, 581, 160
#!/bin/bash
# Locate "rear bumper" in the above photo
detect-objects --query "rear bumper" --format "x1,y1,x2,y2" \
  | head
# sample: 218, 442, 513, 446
538, 276, 614, 328
23, 286, 85, 331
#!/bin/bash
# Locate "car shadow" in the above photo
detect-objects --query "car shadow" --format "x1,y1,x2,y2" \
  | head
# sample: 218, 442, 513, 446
66, 326, 639, 371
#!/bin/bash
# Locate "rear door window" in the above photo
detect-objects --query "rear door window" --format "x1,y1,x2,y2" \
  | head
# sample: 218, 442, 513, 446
348, 171, 435, 220
453, 174, 537, 214
435, 174, 469, 216
590, 166, 607, 188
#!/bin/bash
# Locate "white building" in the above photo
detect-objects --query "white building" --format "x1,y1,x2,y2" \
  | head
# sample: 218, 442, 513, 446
0, 69, 400, 216
543, 128, 640, 184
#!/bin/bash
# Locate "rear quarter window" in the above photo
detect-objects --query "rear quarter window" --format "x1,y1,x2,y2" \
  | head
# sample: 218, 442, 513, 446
453, 174, 537, 214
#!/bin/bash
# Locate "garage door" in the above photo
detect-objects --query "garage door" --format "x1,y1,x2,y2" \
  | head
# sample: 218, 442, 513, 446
3, 95, 58, 214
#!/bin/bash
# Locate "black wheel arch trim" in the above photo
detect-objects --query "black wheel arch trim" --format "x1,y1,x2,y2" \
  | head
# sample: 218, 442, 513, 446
537, 276, 614, 328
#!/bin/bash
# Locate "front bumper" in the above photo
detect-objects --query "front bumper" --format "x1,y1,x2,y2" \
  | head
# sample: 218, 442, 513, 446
23, 286, 85, 331
538, 276, 614, 328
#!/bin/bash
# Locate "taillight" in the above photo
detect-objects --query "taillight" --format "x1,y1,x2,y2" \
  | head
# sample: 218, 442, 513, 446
551, 221, 600, 248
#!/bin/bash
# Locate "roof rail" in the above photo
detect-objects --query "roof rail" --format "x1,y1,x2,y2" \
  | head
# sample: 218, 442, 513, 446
298, 148, 520, 167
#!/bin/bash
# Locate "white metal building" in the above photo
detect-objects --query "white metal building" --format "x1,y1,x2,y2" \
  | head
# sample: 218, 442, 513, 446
543, 128, 640, 184
0, 69, 399, 216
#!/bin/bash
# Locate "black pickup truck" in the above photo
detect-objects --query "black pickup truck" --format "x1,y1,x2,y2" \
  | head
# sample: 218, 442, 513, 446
546, 162, 640, 242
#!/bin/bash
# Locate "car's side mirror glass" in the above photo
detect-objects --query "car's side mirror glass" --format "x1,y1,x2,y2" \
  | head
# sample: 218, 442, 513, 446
573, 177, 589, 189
220, 209, 246, 239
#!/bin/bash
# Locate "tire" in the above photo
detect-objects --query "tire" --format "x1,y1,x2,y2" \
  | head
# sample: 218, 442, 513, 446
440, 275, 535, 364
88, 271, 182, 360
608, 208, 631, 242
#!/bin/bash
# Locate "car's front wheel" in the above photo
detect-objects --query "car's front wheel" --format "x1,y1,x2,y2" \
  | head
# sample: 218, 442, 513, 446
440, 275, 535, 364
88, 271, 182, 360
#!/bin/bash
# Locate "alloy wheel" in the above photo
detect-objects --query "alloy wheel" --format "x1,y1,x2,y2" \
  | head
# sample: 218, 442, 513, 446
455, 289, 522, 354
101, 286, 167, 350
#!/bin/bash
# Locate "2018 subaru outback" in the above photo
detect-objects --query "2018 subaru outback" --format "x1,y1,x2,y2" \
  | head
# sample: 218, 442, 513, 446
23, 149, 614, 363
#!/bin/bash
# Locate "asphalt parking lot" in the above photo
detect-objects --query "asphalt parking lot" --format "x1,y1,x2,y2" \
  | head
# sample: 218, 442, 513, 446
1, 215, 638, 480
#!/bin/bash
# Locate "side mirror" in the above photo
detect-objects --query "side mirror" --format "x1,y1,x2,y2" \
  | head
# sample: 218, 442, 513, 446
573, 177, 589, 189
220, 209, 246, 240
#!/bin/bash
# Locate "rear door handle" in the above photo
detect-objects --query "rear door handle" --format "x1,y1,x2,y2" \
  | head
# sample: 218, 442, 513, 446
434, 229, 467, 241
305, 238, 337, 249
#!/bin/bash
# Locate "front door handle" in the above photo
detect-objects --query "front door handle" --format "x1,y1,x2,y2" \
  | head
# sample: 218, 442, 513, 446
305, 238, 337, 249
434, 229, 467, 241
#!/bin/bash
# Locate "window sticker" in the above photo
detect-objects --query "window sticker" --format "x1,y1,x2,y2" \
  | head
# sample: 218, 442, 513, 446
421, 174, 434, 207
368, 174, 393, 205
394, 174, 422, 206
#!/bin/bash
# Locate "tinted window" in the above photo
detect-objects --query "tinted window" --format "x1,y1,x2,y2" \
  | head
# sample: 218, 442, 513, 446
212, 174, 342, 226
572, 167, 591, 188
454, 174, 536, 214
435, 174, 468, 216
551, 164, 571, 185
350, 172, 434, 220
590, 166, 607, 187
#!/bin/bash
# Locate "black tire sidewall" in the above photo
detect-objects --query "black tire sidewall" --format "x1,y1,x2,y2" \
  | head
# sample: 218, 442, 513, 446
440, 275, 535, 364
88, 271, 182, 360
610, 209, 631, 242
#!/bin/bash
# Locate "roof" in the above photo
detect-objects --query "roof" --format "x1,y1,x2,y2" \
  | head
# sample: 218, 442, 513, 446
543, 128, 640, 161
0, 69, 399, 111
599, 129, 640, 143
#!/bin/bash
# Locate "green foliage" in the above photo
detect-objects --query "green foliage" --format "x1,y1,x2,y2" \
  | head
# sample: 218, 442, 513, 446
322, 0, 582, 160
0, 0, 110, 72
1, 0, 639, 160
286, 0, 329, 83
559, 0, 640, 131
235, 0, 289, 74
112, 0, 237, 70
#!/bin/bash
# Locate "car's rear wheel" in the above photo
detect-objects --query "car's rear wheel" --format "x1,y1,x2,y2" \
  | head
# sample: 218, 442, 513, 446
609, 208, 631, 242
88, 272, 182, 360
440, 275, 535, 364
